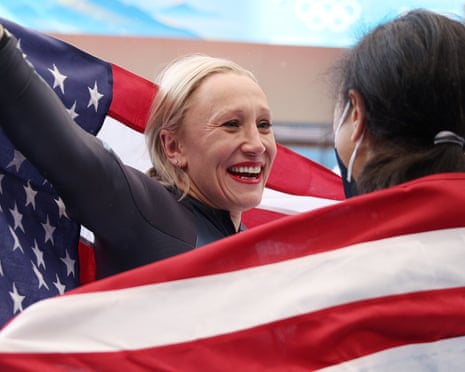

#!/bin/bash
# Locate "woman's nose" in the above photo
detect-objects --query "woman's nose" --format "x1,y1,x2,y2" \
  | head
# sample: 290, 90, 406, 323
241, 126, 266, 155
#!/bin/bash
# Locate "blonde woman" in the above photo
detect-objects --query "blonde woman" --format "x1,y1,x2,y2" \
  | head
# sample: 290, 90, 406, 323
0, 24, 277, 279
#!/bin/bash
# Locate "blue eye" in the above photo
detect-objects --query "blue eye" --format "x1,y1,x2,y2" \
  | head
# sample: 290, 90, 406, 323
258, 120, 272, 129
223, 120, 240, 127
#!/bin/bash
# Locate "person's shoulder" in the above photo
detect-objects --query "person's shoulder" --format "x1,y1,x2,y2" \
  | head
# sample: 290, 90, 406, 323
401, 172, 465, 188
122, 165, 171, 195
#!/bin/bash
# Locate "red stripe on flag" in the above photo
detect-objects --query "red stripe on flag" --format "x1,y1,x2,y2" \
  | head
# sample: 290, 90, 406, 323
108, 64, 157, 133
268, 144, 344, 198
242, 208, 286, 227
78, 240, 96, 285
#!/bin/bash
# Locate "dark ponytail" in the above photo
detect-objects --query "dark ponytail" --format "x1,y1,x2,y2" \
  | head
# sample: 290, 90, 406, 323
358, 144, 465, 193
333, 9, 465, 193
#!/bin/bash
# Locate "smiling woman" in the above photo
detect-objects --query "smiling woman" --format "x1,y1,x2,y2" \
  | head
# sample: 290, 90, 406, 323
173, 72, 275, 222
145, 55, 277, 229
0, 25, 276, 279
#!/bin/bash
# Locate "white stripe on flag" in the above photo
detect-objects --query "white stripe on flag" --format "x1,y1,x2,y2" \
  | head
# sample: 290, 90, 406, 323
97, 116, 151, 171
318, 335, 465, 372
259, 187, 340, 214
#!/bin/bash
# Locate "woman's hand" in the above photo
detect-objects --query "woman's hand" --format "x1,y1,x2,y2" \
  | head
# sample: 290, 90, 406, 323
0, 24, 3, 40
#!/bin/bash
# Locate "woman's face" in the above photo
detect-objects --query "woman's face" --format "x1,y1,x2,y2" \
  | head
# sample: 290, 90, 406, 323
178, 72, 276, 214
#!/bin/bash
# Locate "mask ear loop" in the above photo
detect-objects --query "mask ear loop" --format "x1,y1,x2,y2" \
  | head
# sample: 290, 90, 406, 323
334, 100, 351, 138
346, 129, 365, 182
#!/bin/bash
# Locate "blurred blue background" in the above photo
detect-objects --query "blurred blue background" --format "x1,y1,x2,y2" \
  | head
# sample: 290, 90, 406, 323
1, 0, 463, 47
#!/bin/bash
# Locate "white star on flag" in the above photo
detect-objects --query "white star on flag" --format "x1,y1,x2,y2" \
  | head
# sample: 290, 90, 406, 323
66, 101, 79, 120
41, 216, 56, 244
53, 275, 66, 295
8, 226, 23, 253
7, 150, 26, 172
60, 250, 76, 277
88, 80, 104, 111
9, 203, 24, 232
31, 240, 45, 269
32, 262, 49, 290
48, 64, 67, 95
54, 197, 69, 219
9, 283, 25, 314
24, 181, 37, 209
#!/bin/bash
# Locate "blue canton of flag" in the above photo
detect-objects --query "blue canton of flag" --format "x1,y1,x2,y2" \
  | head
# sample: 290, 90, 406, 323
0, 18, 112, 328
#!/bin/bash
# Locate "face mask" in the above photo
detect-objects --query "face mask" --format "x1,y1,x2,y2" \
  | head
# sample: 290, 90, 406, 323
334, 100, 363, 198
334, 147, 358, 198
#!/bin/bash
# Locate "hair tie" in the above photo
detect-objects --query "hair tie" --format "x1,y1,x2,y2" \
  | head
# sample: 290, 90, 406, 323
433, 130, 465, 148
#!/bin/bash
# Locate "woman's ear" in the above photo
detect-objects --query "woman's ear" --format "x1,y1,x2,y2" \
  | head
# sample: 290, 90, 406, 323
348, 89, 366, 142
160, 129, 182, 166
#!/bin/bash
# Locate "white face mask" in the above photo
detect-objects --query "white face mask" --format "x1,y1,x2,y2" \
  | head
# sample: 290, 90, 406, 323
334, 100, 351, 140
347, 128, 365, 184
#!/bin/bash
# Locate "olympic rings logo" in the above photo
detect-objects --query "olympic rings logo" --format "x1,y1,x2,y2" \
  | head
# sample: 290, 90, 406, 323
293, 0, 362, 32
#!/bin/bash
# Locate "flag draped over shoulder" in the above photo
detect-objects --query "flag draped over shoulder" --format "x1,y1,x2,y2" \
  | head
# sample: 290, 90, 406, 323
0, 19, 343, 328
1, 173, 465, 371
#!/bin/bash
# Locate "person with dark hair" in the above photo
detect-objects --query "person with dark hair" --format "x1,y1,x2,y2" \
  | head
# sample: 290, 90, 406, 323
0, 23, 277, 279
332, 9, 465, 197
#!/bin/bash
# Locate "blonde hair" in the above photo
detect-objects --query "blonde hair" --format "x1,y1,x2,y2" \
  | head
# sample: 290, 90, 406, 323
145, 54, 257, 196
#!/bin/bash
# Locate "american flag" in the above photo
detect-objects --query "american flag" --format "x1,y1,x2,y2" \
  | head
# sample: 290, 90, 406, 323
1, 17, 465, 372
